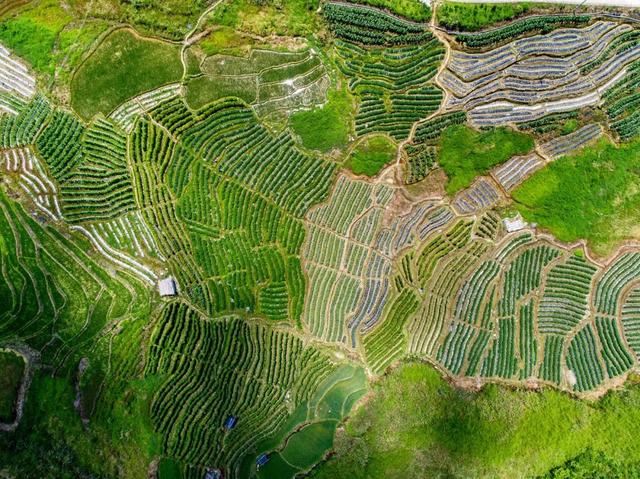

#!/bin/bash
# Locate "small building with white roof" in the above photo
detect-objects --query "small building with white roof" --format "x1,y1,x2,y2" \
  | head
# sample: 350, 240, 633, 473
158, 276, 178, 297
503, 214, 528, 233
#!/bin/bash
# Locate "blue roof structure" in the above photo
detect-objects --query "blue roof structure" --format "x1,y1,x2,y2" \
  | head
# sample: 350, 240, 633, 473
256, 453, 269, 467
204, 469, 221, 479
224, 415, 237, 430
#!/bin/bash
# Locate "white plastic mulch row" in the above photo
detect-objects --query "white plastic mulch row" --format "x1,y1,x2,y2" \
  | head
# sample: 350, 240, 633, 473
71, 223, 157, 284
492, 153, 545, 191
3, 148, 62, 220
441, 21, 640, 126
453, 177, 504, 215
0, 44, 35, 98
539, 123, 603, 159
110, 84, 182, 132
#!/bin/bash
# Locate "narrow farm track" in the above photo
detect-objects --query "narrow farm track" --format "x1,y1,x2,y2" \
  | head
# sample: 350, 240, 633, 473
181, 0, 225, 79
393, 0, 454, 182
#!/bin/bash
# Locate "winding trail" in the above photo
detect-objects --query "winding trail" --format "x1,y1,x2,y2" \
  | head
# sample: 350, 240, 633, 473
181, 0, 225, 79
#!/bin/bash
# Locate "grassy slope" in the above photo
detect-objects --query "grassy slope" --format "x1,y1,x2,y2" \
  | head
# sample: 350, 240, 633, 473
104, 0, 209, 41
436, 1, 533, 31
196, 27, 256, 56
0, 350, 24, 423
351, 0, 431, 21
312, 363, 640, 479
346, 135, 396, 177
0, 0, 73, 75
438, 125, 534, 194
70, 28, 182, 120
513, 138, 640, 256
541, 449, 640, 478
211, 0, 320, 37
290, 87, 354, 152
66, 0, 210, 42
0, 0, 110, 90
185, 75, 257, 109
0, 190, 157, 477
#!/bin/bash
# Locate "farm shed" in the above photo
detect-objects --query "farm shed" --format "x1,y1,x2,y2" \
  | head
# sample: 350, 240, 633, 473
158, 277, 178, 296
503, 215, 527, 233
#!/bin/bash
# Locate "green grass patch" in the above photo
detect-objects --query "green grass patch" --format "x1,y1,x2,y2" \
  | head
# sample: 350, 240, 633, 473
282, 420, 337, 469
437, 1, 532, 31
290, 87, 353, 152
158, 458, 182, 479
0, 0, 72, 75
184, 48, 201, 77
197, 26, 255, 56
346, 135, 396, 177
211, 0, 320, 37
185, 75, 257, 109
439, 125, 534, 194
70, 28, 182, 120
257, 452, 300, 479
561, 118, 580, 135
0, 350, 24, 423
513, 138, 640, 256
312, 363, 640, 479
353, 0, 431, 21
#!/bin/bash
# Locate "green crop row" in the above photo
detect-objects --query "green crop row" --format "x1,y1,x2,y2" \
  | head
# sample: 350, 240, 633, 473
456, 15, 591, 49
538, 256, 597, 335
0, 95, 51, 148
146, 302, 335, 473
482, 317, 518, 378
622, 287, 640, 358
323, 2, 431, 46
596, 316, 633, 378
498, 245, 559, 317
519, 300, 537, 379
566, 324, 605, 392
333, 35, 444, 140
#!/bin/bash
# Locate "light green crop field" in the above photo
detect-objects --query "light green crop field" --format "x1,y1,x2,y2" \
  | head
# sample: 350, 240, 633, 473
513, 138, 640, 257
185, 75, 257, 109
290, 87, 354, 152
71, 28, 182, 119
346, 135, 396, 176
3, 0, 640, 477
438, 125, 534, 194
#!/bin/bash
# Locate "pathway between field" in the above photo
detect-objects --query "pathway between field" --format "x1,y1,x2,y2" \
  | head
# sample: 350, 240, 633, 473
448, 0, 640, 6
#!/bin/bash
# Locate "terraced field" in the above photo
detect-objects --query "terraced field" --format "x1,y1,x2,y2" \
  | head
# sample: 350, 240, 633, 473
440, 19, 640, 127
325, 2, 444, 140
189, 48, 331, 116
3, 1, 640, 478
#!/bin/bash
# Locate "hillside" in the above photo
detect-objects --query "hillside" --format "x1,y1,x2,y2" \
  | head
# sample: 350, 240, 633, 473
1, 1, 640, 478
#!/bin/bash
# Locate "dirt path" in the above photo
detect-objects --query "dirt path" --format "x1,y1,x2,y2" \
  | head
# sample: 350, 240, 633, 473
392, 0, 453, 188
181, 0, 225, 79
451, 0, 640, 6
0, 345, 39, 432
